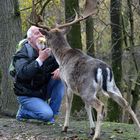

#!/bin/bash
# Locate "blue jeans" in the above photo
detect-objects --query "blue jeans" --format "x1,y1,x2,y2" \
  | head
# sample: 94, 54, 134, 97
16, 78, 64, 121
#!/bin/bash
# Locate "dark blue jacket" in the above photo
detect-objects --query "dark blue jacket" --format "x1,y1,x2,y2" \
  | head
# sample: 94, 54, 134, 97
13, 41, 58, 100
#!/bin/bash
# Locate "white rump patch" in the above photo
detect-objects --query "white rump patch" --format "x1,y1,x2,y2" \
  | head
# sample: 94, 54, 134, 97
106, 68, 114, 92
106, 68, 122, 97
97, 68, 103, 86
106, 68, 110, 82
92, 68, 103, 96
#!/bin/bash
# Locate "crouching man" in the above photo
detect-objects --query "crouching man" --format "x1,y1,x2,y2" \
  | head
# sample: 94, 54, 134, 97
13, 26, 64, 123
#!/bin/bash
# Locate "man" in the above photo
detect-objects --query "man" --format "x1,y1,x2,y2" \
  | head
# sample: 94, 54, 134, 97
13, 26, 64, 123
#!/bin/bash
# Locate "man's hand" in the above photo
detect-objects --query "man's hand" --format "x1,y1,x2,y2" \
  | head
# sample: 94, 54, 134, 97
38, 48, 51, 62
51, 68, 60, 79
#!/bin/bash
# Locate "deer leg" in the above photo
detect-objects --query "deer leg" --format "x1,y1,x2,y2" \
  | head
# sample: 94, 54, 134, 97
85, 104, 96, 135
62, 88, 73, 132
86, 97, 104, 140
108, 90, 140, 130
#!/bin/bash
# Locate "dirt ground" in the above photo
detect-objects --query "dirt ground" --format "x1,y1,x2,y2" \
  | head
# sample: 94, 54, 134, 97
0, 115, 140, 140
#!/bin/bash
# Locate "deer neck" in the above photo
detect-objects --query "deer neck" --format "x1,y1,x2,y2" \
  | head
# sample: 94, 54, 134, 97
51, 37, 71, 65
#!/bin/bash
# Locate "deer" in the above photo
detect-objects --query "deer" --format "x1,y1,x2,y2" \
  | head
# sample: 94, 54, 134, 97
29, 0, 140, 139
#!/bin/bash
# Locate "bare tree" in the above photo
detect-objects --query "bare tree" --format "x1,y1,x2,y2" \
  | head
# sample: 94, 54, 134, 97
127, 0, 140, 117
0, 0, 22, 116
86, 16, 95, 57
107, 0, 123, 122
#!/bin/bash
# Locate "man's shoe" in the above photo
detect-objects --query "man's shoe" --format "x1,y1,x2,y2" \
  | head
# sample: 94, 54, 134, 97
47, 118, 55, 125
16, 106, 27, 121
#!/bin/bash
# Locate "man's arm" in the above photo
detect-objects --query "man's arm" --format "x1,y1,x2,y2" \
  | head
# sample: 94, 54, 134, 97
14, 46, 40, 80
15, 46, 51, 80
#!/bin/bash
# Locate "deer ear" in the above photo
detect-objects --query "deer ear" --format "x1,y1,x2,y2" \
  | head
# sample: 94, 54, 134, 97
60, 26, 71, 35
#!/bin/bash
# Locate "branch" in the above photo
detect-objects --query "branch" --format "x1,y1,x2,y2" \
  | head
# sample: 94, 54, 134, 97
130, 79, 140, 86
39, 0, 52, 15
20, 7, 32, 12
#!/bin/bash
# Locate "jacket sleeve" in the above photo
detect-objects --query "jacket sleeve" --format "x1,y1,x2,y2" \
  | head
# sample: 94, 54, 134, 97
14, 46, 40, 80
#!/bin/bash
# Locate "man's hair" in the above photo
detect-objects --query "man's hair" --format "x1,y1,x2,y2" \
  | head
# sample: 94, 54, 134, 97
27, 27, 33, 38
27, 26, 38, 38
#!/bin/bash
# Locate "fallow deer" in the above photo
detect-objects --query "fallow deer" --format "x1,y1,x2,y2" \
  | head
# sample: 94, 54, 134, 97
30, 0, 140, 139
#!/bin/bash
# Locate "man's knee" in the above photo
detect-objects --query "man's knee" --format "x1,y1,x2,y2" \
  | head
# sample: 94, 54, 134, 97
38, 109, 53, 121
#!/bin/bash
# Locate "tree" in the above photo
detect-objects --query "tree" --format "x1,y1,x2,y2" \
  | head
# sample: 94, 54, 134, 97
127, 0, 140, 117
107, 0, 123, 122
0, 0, 22, 115
86, 16, 95, 57
65, 0, 84, 114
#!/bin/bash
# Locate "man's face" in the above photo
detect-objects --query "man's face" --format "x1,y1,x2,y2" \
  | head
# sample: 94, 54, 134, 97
29, 27, 45, 47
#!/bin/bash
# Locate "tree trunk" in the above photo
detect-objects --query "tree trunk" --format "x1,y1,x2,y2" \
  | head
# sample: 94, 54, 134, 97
65, 0, 82, 50
127, 0, 140, 115
131, 74, 140, 112
121, 3, 130, 123
65, 0, 84, 114
0, 0, 22, 116
107, 0, 123, 122
86, 16, 95, 57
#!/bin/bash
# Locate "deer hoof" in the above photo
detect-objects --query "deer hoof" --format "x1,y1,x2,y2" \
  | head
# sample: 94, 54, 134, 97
90, 127, 95, 136
61, 126, 68, 133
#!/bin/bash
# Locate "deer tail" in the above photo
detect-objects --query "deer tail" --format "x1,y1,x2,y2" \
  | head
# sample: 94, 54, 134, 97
94, 67, 113, 92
